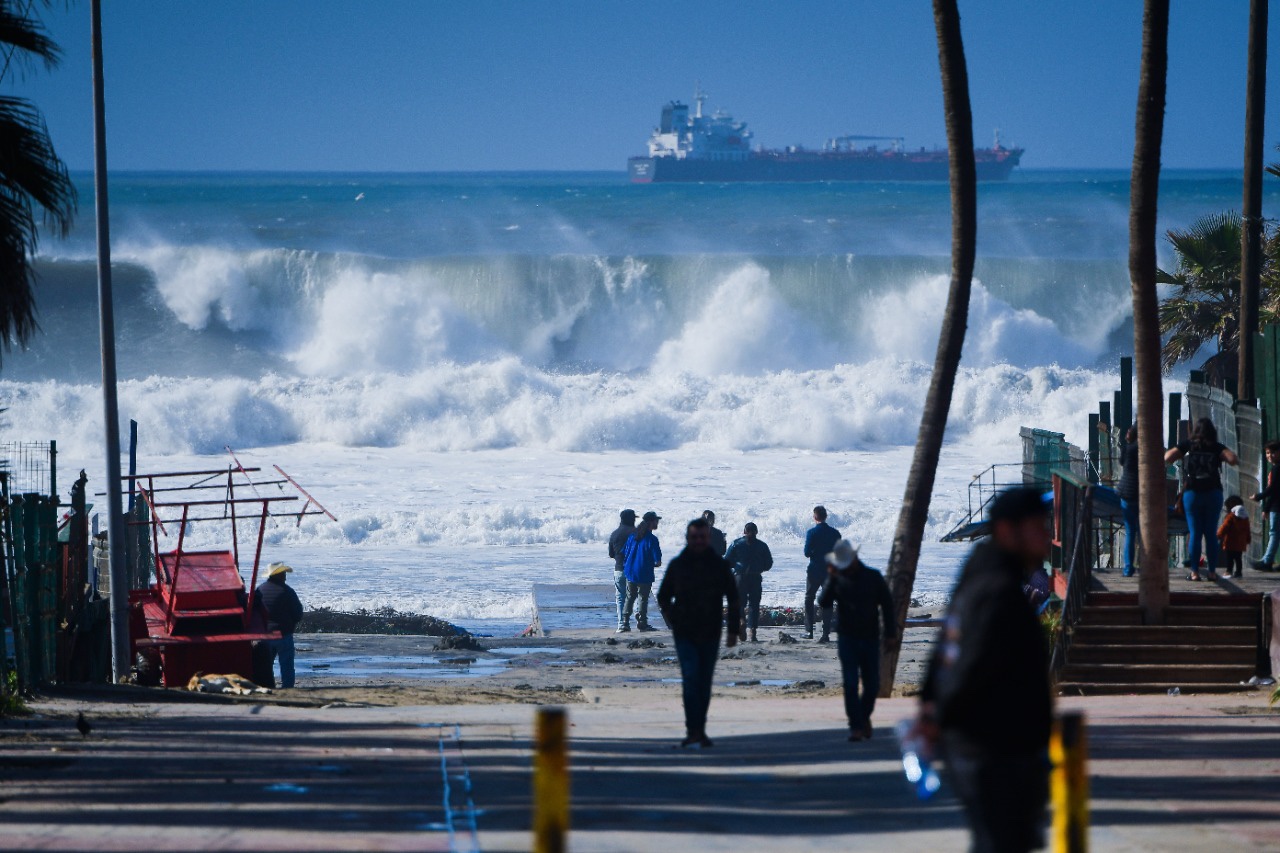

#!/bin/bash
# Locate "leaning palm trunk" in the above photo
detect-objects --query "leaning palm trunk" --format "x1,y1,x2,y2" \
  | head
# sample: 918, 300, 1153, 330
1237, 0, 1268, 400
1131, 0, 1171, 624
879, 0, 977, 697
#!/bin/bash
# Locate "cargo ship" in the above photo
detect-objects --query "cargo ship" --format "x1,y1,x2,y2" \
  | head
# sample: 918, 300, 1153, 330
627, 90, 1023, 183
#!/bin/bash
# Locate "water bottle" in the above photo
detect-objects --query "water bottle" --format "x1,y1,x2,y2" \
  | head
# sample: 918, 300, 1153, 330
895, 720, 942, 800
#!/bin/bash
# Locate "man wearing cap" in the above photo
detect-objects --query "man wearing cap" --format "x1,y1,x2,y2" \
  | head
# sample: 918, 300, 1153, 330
916, 488, 1053, 852
725, 522, 773, 643
622, 511, 663, 632
608, 509, 638, 632
256, 562, 304, 688
819, 539, 895, 741
803, 506, 841, 642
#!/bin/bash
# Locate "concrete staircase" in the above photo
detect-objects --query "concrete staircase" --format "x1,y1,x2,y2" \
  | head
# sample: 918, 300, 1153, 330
1057, 591, 1263, 695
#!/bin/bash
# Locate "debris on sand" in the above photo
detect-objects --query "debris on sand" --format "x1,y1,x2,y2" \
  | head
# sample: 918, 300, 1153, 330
299, 607, 471, 638
436, 635, 485, 652
600, 653, 623, 664
605, 637, 619, 646
790, 680, 826, 690
776, 632, 798, 645
626, 638, 663, 650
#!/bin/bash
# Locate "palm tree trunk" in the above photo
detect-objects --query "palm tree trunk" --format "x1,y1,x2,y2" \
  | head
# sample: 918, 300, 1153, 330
1238, 0, 1268, 402
879, 0, 977, 697
1131, 0, 1171, 625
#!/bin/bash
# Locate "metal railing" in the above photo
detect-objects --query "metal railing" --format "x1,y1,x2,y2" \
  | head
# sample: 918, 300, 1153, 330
1051, 471, 1095, 674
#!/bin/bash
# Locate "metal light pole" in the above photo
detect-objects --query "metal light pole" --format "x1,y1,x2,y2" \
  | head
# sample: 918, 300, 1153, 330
1238, 0, 1268, 403
90, 0, 130, 683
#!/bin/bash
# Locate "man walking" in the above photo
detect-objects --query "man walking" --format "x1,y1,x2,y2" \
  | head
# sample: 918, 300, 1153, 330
725, 522, 773, 642
703, 510, 728, 557
657, 517, 740, 748
608, 509, 637, 630
803, 506, 841, 642
915, 488, 1053, 853
622, 511, 662, 632
256, 561, 304, 688
819, 539, 894, 741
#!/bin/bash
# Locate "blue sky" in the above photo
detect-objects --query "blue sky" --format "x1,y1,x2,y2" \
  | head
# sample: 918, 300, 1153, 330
9, 1, 1280, 171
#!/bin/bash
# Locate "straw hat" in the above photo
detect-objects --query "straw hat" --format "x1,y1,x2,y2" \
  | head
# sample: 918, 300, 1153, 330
266, 562, 293, 578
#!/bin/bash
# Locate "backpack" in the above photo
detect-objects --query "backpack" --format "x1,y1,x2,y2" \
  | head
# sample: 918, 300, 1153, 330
1183, 444, 1220, 490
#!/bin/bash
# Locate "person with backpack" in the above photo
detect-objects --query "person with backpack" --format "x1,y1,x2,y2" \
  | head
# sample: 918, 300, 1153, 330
1165, 418, 1239, 582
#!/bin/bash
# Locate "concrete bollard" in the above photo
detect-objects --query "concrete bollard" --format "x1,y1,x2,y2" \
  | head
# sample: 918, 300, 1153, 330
1051, 710, 1089, 853
533, 706, 569, 853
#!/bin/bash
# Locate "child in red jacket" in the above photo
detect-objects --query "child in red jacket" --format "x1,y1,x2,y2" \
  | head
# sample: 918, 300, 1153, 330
1217, 496, 1251, 579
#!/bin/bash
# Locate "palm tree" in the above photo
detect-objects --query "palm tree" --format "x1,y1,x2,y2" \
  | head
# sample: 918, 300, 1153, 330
1157, 212, 1279, 382
0, 1, 76, 365
879, 0, 977, 697
1131, 0, 1171, 625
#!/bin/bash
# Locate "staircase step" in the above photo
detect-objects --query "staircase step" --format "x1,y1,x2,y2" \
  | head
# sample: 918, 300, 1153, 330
1059, 663, 1256, 684
1056, 681, 1260, 697
1065, 644, 1256, 665
1086, 591, 1264, 608
1164, 606, 1258, 627
1078, 606, 1143, 625
1072, 625, 1255, 645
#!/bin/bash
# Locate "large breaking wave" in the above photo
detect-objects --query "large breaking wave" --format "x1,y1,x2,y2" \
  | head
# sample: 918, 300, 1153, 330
0, 244, 1129, 458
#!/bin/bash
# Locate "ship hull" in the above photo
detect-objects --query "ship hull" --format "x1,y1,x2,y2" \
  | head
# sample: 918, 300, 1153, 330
628, 151, 1021, 183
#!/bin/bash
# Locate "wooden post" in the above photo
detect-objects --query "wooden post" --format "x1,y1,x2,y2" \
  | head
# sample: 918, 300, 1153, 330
533, 706, 569, 853
1167, 393, 1182, 450
1051, 711, 1089, 853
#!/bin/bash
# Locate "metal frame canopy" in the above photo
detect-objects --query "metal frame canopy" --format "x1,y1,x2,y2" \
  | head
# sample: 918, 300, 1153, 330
122, 450, 337, 686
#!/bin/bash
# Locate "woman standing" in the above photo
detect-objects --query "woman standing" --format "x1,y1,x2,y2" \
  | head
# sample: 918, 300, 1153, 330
1164, 418, 1239, 581
1117, 426, 1140, 577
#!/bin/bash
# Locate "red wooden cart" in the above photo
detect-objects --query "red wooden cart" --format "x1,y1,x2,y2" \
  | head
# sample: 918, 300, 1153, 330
126, 456, 335, 687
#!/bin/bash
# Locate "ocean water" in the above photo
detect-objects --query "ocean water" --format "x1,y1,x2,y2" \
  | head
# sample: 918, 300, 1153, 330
2, 169, 1274, 634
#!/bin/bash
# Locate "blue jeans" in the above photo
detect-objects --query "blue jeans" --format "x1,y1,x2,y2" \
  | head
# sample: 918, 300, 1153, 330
674, 636, 719, 738
1265, 512, 1280, 566
613, 570, 627, 626
1183, 488, 1224, 574
837, 634, 881, 731
1120, 497, 1141, 575
268, 634, 296, 688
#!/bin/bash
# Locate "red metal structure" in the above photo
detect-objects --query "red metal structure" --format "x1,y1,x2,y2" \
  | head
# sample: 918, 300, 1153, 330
125, 459, 334, 687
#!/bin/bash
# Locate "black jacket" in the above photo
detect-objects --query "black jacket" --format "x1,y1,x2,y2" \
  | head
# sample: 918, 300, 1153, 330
818, 562, 895, 642
921, 540, 1051, 757
608, 523, 636, 572
725, 536, 774, 577
656, 547, 741, 643
256, 577, 304, 635
1258, 467, 1280, 513
709, 526, 728, 557
1117, 441, 1139, 502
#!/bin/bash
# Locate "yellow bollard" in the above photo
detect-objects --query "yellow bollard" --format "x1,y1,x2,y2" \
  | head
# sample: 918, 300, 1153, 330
533, 706, 570, 853
1050, 710, 1089, 853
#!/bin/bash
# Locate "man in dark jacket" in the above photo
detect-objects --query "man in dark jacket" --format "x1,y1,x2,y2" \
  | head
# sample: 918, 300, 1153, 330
256, 562, 304, 688
818, 539, 894, 741
725, 522, 773, 642
803, 506, 841, 641
702, 510, 728, 557
608, 509, 638, 630
917, 488, 1053, 853
657, 517, 740, 748
1252, 441, 1280, 571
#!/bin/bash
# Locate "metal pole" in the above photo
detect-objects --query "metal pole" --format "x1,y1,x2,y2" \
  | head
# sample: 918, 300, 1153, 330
1238, 0, 1268, 403
91, 0, 130, 683
1050, 711, 1089, 853
532, 706, 569, 853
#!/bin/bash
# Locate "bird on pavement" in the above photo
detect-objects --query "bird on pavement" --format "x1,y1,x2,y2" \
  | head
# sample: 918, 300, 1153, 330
75, 712, 92, 738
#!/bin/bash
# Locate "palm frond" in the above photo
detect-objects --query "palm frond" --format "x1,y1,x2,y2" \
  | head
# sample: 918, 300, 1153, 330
0, 2, 59, 72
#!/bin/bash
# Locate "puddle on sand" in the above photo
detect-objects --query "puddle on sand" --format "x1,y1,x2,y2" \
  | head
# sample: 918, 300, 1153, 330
487, 647, 567, 656
298, 654, 509, 680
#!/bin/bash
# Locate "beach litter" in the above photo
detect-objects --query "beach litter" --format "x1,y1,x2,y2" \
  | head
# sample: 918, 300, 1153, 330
775, 632, 798, 645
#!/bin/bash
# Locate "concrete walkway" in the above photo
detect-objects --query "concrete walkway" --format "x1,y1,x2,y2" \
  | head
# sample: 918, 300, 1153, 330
0, 691, 1276, 851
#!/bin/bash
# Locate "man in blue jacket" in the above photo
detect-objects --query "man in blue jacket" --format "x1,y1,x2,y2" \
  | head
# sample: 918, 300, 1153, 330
803, 506, 841, 642
622, 511, 663, 632
725, 522, 773, 642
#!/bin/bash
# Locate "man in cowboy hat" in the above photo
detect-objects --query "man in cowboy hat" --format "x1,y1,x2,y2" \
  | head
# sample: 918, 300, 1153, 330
819, 539, 895, 742
257, 562, 304, 688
